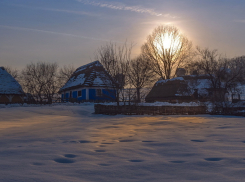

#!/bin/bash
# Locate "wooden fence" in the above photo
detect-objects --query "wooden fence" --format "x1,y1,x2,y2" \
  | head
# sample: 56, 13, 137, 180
94, 104, 207, 115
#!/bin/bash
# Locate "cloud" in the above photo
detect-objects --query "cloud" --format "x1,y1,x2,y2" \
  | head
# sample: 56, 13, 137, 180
76, 0, 164, 17
0, 25, 111, 42
6, 3, 99, 17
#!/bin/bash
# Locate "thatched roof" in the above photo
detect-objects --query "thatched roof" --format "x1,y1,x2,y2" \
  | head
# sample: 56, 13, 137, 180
145, 75, 211, 102
59, 61, 115, 93
0, 67, 24, 95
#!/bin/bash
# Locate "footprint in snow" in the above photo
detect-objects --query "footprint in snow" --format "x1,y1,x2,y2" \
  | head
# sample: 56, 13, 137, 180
204, 158, 223, 162
191, 140, 205, 142
142, 141, 155, 143
95, 150, 106, 152
79, 140, 97, 143
170, 161, 186, 164
32, 162, 44, 166
54, 158, 75, 164
98, 163, 111, 166
129, 160, 144, 162
119, 140, 135, 142
64, 154, 77, 158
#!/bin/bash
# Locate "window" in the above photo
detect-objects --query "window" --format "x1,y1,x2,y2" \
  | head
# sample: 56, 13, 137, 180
70, 91, 72, 98
78, 90, 82, 97
96, 89, 102, 97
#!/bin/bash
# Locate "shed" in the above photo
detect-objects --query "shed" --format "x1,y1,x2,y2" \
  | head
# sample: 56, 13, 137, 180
0, 67, 25, 103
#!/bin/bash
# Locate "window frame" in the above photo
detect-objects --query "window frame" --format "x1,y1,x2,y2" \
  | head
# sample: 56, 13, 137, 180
78, 90, 82, 97
96, 89, 102, 97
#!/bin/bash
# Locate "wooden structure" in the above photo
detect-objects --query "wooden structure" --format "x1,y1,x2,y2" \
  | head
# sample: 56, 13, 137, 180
0, 67, 25, 104
94, 104, 207, 115
145, 75, 212, 103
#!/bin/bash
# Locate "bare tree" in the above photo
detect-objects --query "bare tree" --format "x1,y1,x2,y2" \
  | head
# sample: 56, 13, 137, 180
57, 64, 76, 88
142, 25, 193, 79
4, 66, 19, 80
20, 62, 59, 104
128, 55, 157, 102
191, 47, 245, 105
96, 42, 132, 106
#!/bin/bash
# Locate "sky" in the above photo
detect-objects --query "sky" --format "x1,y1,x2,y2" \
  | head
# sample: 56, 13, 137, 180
0, 0, 245, 69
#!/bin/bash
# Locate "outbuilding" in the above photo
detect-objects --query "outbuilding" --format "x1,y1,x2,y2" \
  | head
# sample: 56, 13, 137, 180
145, 75, 212, 103
0, 67, 25, 104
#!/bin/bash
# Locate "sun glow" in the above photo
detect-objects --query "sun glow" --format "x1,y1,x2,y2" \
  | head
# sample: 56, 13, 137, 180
154, 33, 181, 54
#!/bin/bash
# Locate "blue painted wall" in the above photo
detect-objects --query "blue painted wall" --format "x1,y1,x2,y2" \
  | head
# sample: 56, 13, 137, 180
73, 91, 77, 98
89, 89, 116, 101
61, 88, 116, 102
77, 89, 86, 101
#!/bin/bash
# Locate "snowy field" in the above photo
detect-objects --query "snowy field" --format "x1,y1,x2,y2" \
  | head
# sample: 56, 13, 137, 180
1, 103, 245, 182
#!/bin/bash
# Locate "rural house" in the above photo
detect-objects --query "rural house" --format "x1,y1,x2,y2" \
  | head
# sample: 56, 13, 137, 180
145, 74, 214, 103
59, 61, 116, 102
0, 67, 25, 104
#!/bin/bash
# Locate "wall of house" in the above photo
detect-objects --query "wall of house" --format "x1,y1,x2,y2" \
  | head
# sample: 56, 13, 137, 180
12, 95, 23, 103
89, 89, 116, 101
77, 89, 87, 101
0, 95, 23, 104
61, 88, 116, 102
0, 95, 9, 103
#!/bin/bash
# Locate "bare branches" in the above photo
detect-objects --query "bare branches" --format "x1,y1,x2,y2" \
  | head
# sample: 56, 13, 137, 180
57, 64, 76, 88
128, 55, 158, 102
187, 47, 245, 103
142, 25, 193, 79
4, 66, 19, 80
20, 62, 59, 103
96, 42, 132, 105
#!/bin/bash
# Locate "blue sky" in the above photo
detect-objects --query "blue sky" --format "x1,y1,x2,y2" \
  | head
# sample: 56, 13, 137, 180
1, 0, 245, 69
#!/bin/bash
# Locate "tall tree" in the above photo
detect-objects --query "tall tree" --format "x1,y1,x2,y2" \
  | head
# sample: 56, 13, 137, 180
142, 25, 192, 79
128, 56, 157, 102
96, 42, 132, 106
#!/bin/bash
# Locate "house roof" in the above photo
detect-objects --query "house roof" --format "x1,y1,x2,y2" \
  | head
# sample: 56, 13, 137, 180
145, 75, 211, 101
59, 61, 116, 93
0, 67, 24, 95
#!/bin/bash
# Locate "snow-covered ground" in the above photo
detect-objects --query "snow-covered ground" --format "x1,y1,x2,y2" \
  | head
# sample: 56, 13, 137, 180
1, 103, 245, 182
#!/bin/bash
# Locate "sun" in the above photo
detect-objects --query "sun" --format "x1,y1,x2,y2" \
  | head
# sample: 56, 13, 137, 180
154, 32, 181, 54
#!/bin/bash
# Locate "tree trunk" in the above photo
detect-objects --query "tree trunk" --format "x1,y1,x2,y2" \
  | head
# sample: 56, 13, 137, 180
136, 88, 141, 103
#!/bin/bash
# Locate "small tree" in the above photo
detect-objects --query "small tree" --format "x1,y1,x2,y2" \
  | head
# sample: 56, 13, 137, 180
128, 55, 157, 102
142, 25, 193, 79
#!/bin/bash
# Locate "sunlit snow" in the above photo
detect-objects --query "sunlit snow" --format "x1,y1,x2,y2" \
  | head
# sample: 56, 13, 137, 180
0, 103, 245, 181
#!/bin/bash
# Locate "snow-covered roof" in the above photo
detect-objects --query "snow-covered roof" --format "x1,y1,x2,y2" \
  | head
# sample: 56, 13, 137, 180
0, 67, 24, 95
146, 75, 212, 102
59, 61, 115, 92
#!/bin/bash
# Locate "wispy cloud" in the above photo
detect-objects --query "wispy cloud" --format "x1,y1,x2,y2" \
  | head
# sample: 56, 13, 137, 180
6, 3, 99, 17
0, 25, 111, 42
76, 0, 166, 17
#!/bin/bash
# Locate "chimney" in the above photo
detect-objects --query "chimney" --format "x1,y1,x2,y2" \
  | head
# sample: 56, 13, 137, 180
176, 68, 186, 77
